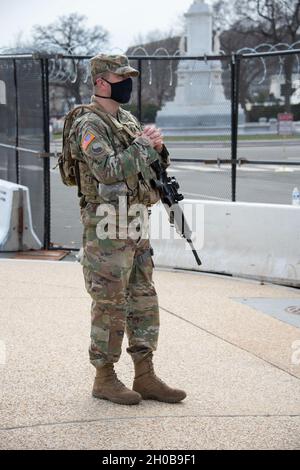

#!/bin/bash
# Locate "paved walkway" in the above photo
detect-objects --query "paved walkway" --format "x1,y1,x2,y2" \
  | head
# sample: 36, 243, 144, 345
0, 259, 300, 450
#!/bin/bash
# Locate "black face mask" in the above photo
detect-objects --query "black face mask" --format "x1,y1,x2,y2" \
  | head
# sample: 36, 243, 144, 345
95, 77, 133, 104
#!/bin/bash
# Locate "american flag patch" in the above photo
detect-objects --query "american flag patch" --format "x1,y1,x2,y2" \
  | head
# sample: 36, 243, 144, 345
81, 131, 96, 151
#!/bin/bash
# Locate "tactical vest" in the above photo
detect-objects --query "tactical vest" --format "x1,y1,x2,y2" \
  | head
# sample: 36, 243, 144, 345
68, 102, 161, 209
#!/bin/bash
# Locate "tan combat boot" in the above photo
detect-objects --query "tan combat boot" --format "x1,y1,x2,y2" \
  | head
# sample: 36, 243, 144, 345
93, 363, 142, 405
132, 354, 186, 403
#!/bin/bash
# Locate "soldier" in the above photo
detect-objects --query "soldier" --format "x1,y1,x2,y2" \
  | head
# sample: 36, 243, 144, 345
70, 54, 186, 405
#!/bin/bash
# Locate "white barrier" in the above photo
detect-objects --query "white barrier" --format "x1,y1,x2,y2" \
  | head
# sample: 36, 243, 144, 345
150, 199, 300, 287
0, 179, 42, 251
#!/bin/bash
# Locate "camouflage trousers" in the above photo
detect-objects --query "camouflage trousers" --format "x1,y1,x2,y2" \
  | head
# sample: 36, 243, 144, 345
80, 205, 159, 369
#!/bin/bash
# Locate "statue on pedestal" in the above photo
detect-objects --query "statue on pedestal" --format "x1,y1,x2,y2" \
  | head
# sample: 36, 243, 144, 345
156, 0, 245, 130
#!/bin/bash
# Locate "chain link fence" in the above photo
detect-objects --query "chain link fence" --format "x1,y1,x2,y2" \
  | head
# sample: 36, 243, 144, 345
0, 50, 299, 250
0, 56, 48, 245
235, 50, 300, 205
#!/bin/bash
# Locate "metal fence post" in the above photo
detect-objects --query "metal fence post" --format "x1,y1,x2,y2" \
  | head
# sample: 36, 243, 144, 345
137, 59, 142, 122
230, 53, 240, 202
41, 58, 51, 250
12, 59, 19, 184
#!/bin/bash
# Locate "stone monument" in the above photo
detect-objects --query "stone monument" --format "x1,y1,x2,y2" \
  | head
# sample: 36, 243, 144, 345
156, 0, 245, 130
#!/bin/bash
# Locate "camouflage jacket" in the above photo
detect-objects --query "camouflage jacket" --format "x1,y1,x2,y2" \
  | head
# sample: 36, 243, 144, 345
69, 96, 170, 211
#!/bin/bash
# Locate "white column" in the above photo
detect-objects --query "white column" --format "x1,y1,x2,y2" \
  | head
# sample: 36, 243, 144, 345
185, 0, 213, 55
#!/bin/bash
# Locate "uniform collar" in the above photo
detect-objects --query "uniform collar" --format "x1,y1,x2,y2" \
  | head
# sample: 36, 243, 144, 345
91, 95, 125, 123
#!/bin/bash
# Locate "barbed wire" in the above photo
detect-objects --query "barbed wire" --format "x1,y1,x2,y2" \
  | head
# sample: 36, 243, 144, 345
1, 42, 300, 90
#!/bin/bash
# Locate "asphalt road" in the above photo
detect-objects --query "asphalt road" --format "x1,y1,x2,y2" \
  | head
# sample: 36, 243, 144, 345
49, 140, 300, 248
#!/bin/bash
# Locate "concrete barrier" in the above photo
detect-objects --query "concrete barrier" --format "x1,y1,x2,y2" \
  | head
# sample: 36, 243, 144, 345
0, 179, 42, 252
150, 199, 300, 287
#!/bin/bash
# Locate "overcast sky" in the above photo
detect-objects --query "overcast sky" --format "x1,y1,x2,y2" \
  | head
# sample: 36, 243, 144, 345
0, 0, 200, 52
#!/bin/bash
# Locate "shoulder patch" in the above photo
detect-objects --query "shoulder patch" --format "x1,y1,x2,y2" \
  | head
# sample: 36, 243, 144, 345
91, 141, 103, 155
81, 131, 96, 151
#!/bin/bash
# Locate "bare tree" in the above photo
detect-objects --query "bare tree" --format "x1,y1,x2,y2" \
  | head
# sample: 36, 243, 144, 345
32, 12, 109, 55
234, 0, 300, 42
219, 26, 276, 117
232, 0, 300, 110
32, 13, 109, 105
127, 36, 181, 112
211, 0, 237, 32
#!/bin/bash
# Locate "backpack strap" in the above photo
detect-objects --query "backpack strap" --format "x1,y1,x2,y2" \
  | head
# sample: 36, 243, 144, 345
74, 160, 82, 198
69, 104, 140, 198
83, 104, 138, 145
70, 103, 139, 142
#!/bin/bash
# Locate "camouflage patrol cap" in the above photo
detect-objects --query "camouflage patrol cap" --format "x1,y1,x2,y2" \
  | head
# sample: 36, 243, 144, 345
90, 54, 139, 83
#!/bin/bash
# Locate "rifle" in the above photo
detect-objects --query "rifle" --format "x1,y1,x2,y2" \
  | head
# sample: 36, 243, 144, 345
149, 159, 202, 266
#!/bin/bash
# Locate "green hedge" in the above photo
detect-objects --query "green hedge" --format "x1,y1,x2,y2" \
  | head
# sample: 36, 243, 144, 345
248, 104, 300, 122
123, 104, 160, 123
125, 102, 300, 123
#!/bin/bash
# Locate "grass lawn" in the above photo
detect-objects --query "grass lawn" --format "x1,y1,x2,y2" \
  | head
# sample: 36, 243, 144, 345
51, 133, 299, 142
164, 134, 300, 142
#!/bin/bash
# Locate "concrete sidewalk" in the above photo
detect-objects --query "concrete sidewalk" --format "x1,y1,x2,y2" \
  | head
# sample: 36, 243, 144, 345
0, 259, 300, 450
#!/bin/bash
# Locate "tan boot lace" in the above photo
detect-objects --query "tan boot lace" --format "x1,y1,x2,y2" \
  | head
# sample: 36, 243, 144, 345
104, 366, 126, 391
145, 358, 167, 387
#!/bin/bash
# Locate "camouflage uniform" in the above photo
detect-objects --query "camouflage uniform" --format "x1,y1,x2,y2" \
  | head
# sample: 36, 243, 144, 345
70, 55, 170, 369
